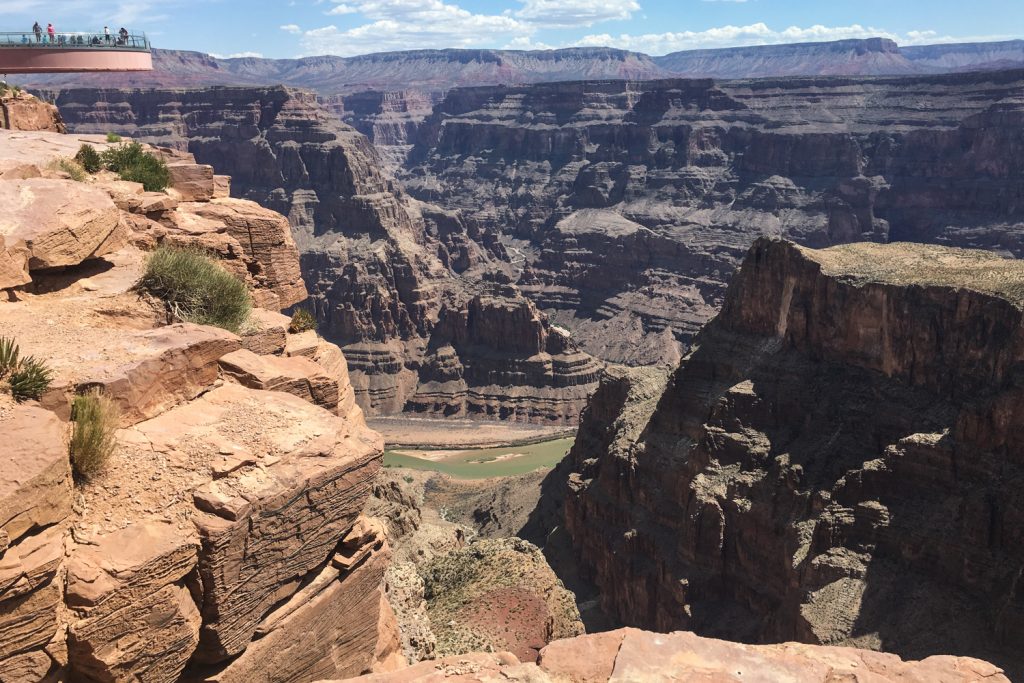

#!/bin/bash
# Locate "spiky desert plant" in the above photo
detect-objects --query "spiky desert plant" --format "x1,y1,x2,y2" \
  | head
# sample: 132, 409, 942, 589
75, 143, 102, 173
288, 308, 317, 334
0, 337, 19, 379
70, 389, 120, 480
138, 246, 252, 332
8, 356, 52, 402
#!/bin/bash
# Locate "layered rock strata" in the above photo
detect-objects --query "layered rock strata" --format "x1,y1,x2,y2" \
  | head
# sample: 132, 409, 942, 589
401, 71, 1024, 366
564, 239, 1024, 676
0, 129, 400, 682
50, 87, 601, 423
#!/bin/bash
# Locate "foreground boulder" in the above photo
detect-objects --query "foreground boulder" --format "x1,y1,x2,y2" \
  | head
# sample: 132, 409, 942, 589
565, 239, 1024, 676
334, 627, 1009, 682
0, 404, 72, 681
0, 178, 121, 287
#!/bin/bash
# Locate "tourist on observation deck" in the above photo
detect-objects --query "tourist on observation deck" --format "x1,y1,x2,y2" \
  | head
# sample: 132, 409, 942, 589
32, 22, 41, 43
104, 26, 111, 44
47, 23, 55, 43
119, 27, 129, 44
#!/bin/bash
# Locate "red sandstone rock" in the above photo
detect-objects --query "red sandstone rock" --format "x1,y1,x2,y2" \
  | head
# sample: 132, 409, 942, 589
332, 627, 1009, 682
167, 162, 215, 201
65, 522, 201, 683
0, 94, 65, 133
0, 178, 121, 284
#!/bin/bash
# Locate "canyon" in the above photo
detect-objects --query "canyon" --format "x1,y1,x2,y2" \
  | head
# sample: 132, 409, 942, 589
1, 64, 1022, 681
47, 67, 1024, 389
564, 238, 1024, 677
48, 86, 603, 423
400, 69, 1024, 364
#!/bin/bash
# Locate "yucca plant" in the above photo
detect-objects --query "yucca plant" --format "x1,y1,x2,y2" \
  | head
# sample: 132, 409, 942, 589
9, 356, 52, 402
0, 337, 19, 379
70, 389, 120, 480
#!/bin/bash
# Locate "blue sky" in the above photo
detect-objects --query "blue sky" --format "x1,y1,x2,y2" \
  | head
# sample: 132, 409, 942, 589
3, 1, 1022, 59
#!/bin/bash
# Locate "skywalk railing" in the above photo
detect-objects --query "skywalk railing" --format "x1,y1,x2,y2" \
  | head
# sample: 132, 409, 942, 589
0, 31, 150, 51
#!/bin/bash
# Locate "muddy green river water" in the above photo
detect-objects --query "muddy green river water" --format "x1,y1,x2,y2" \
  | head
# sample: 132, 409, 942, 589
383, 437, 575, 479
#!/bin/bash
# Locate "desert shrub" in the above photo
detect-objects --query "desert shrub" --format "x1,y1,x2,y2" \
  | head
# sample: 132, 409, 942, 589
288, 308, 317, 334
138, 246, 252, 332
101, 141, 145, 172
70, 389, 120, 480
0, 337, 19, 379
101, 142, 170, 191
118, 153, 170, 192
105, 132, 122, 143
48, 157, 87, 182
8, 356, 52, 402
75, 143, 102, 173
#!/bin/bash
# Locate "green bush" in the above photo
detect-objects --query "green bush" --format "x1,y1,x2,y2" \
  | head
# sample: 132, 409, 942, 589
75, 144, 102, 173
288, 308, 317, 334
101, 142, 171, 191
8, 356, 52, 402
101, 141, 146, 172
106, 132, 122, 143
138, 246, 252, 332
48, 157, 87, 182
0, 337, 19, 379
119, 153, 170, 192
70, 389, 120, 480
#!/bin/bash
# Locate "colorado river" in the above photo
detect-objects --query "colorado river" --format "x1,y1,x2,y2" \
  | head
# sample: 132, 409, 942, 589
383, 437, 575, 479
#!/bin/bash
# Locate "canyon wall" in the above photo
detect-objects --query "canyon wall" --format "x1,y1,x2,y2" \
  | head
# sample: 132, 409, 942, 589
50, 86, 601, 422
0, 128, 401, 682
399, 70, 1024, 365
564, 238, 1024, 677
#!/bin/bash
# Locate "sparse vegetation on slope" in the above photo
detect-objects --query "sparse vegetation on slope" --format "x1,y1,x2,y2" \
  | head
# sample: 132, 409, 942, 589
8, 356, 53, 402
138, 246, 252, 332
105, 132, 122, 143
74, 143, 103, 173
102, 141, 170, 191
70, 389, 120, 480
288, 308, 317, 333
48, 157, 87, 182
0, 336, 52, 402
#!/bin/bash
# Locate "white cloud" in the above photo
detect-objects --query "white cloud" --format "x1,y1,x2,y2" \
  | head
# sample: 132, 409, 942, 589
280, 23, 302, 34
301, 0, 530, 56
209, 51, 265, 59
514, 0, 640, 28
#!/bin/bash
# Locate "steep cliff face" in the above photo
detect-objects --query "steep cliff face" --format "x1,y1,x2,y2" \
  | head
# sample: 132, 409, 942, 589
564, 239, 1024, 677
51, 86, 600, 423
0, 129, 401, 682
401, 71, 1024, 365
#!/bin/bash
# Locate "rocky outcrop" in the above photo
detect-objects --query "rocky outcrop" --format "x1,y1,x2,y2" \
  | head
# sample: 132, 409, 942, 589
50, 86, 601, 423
0, 129, 398, 683
401, 71, 1024, 366
0, 178, 123, 286
0, 92, 65, 133
564, 239, 1024, 677
335, 627, 1010, 682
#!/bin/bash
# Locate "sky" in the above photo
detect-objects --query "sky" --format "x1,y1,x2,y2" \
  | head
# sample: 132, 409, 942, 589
2, 0, 1022, 60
